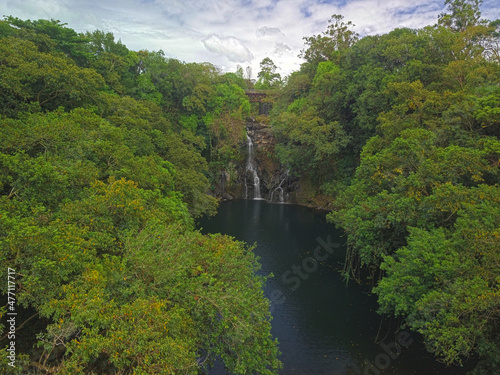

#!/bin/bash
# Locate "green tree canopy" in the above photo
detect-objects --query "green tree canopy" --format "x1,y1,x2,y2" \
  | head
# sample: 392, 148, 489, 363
255, 57, 282, 89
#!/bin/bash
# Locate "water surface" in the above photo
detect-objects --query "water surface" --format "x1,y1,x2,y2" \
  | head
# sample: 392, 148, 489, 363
199, 200, 470, 375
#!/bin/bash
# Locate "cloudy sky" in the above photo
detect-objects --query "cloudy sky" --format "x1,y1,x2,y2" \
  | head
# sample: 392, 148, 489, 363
1, 0, 499, 77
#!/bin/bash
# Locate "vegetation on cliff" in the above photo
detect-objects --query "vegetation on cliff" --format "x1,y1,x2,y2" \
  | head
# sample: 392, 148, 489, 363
0, 17, 280, 374
1, 0, 499, 373
270, 1, 499, 373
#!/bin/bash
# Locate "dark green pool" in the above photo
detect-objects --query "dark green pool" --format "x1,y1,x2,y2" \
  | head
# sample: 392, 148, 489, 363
199, 200, 470, 375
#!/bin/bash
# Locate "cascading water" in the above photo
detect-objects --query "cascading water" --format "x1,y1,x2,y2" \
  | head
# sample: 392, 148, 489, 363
245, 132, 261, 199
270, 170, 289, 203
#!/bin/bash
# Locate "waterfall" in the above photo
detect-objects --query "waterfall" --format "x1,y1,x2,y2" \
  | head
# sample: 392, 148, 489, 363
246, 132, 261, 199
270, 170, 288, 203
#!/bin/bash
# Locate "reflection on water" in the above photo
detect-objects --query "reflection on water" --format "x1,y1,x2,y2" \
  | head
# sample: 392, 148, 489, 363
199, 200, 469, 375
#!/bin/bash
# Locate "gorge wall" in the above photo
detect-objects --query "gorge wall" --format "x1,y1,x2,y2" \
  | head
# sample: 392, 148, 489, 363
213, 118, 298, 203
213, 117, 335, 211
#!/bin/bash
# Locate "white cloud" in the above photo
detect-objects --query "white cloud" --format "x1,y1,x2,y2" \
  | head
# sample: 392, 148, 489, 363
338, 0, 443, 35
257, 26, 285, 37
273, 42, 292, 56
202, 34, 254, 63
2, 0, 497, 77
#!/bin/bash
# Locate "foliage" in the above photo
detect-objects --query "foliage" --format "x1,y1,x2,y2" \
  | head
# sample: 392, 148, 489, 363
2, 4, 500, 373
300, 14, 358, 65
438, 0, 485, 32
271, 5, 500, 373
3, 16, 91, 66
0, 17, 280, 374
255, 57, 282, 89
0, 36, 104, 117
374, 199, 500, 371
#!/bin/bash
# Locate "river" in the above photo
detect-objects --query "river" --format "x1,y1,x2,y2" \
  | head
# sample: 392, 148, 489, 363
199, 200, 470, 375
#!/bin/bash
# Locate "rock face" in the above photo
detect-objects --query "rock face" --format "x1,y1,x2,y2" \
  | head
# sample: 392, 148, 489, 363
211, 117, 332, 209
211, 117, 298, 203
242, 118, 298, 202
246, 119, 273, 146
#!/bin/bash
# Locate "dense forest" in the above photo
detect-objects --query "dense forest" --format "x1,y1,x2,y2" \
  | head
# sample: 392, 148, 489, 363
270, 1, 500, 374
0, 14, 280, 375
1, 0, 499, 373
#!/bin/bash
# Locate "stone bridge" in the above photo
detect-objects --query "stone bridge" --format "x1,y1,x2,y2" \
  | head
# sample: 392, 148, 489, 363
245, 90, 267, 102
245, 90, 271, 115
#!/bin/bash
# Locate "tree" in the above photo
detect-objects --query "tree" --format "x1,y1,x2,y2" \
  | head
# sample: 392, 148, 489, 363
436, 0, 493, 64
0, 37, 104, 116
83, 30, 138, 94
271, 9, 500, 375
374, 196, 500, 371
1, 180, 280, 373
255, 57, 282, 89
0, 16, 282, 374
438, 0, 484, 32
300, 14, 358, 65
3, 16, 91, 66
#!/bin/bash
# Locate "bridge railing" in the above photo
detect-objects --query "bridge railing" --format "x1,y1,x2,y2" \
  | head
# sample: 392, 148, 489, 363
245, 90, 268, 103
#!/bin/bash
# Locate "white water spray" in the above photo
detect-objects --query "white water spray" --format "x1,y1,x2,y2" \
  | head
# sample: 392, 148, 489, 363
270, 170, 288, 203
246, 132, 261, 199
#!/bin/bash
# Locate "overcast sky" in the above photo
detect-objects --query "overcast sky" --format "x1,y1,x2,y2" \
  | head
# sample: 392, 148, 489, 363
1, 0, 499, 77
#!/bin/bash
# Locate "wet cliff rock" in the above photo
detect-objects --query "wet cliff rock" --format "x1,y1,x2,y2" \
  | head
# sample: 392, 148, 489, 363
243, 118, 298, 202
212, 117, 299, 203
